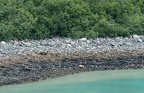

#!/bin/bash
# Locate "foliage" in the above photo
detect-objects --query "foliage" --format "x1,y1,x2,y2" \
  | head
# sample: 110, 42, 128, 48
0, 0, 144, 40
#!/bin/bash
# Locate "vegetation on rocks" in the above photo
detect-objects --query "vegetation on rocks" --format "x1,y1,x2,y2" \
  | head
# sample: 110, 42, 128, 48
0, 0, 144, 40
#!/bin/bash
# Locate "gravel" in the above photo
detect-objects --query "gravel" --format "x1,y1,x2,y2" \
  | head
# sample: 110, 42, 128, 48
0, 35, 144, 59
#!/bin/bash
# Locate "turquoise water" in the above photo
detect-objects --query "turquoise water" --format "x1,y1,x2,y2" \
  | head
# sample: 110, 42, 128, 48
1, 69, 144, 93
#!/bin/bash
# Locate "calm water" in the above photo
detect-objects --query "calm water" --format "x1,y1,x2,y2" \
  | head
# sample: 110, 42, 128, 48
1, 69, 144, 93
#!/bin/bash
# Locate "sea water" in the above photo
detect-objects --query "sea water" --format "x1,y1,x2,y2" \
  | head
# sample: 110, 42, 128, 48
1, 69, 144, 93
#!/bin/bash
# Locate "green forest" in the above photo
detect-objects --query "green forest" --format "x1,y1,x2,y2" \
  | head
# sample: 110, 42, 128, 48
0, 0, 144, 40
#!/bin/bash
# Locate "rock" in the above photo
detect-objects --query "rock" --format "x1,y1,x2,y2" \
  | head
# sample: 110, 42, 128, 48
137, 39, 143, 42
24, 39, 29, 42
133, 34, 140, 39
22, 42, 32, 47
79, 38, 87, 41
47, 43, 55, 47
98, 45, 103, 48
125, 42, 133, 46
0, 41, 6, 45
78, 65, 85, 69
69, 41, 75, 45
67, 44, 72, 47
110, 42, 116, 47
65, 39, 71, 43
141, 37, 144, 42
40, 40, 47, 45
39, 51, 48, 55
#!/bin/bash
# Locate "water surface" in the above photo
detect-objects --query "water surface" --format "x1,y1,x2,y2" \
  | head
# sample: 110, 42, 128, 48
1, 69, 144, 93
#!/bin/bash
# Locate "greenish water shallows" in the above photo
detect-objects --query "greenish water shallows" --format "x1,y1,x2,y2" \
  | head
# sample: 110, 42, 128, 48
1, 69, 144, 93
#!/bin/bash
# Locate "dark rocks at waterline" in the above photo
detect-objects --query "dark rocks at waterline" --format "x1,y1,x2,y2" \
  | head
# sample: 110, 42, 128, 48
1, 54, 144, 86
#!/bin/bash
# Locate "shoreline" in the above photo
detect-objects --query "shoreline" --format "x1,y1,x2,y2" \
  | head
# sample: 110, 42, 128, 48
1, 35, 144, 86
1, 50, 144, 87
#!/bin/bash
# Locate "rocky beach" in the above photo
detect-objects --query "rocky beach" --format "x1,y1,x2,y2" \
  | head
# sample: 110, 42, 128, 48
1, 35, 144, 86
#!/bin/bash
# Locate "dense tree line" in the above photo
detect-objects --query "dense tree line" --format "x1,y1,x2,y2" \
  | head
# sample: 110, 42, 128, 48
0, 0, 144, 40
